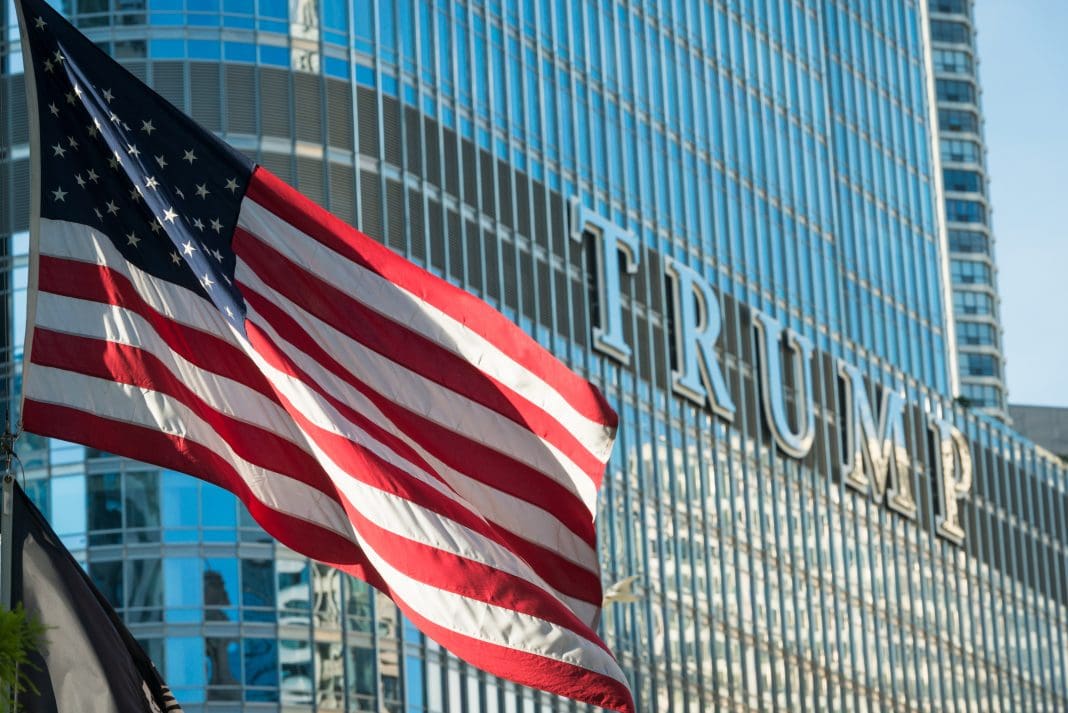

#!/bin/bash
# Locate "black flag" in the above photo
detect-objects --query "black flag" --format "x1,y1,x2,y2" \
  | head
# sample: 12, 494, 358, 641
8, 481, 180, 712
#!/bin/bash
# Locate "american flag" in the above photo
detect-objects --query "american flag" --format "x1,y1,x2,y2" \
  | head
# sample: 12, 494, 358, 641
15, 0, 633, 710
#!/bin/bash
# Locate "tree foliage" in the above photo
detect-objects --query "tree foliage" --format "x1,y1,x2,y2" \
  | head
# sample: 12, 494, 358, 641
0, 604, 46, 713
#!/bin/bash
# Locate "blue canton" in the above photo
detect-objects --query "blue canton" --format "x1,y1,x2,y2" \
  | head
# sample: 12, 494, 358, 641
25, 0, 254, 328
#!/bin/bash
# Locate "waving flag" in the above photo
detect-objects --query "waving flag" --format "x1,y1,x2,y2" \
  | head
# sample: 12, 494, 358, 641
14, 0, 633, 710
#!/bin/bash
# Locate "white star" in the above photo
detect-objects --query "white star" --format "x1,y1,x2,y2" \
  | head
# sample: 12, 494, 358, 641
109, 111, 120, 124
67, 136, 78, 149
102, 88, 114, 103
155, 154, 167, 169
170, 251, 182, 265
123, 121, 131, 131
225, 178, 239, 193
106, 201, 119, 216
210, 217, 223, 233
51, 142, 66, 157
174, 186, 185, 199
182, 149, 197, 164
108, 153, 122, 170
47, 102, 58, 116
53, 49, 64, 63
201, 274, 215, 289
34, 16, 46, 29
42, 58, 54, 73
195, 183, 210, 198
75, 174, 86, 188
86, 168, 100, 183
211, 248, 224, 262
150, 220, 162, 234
225, 306, 235, 319
163, 207, 178, 223
192, 217, 205, 231
65, 91, 76, 105
51, 186, 67, 202
94, 208, 103, 220
127, 143, 141, 158
87, 121, 100, 138
126, 231, 141, 247
129, 187, 142, 201
140, 119, 155, 135
73, 84, 83, 97
144, 176, 159, 190
181, 241, 197, 256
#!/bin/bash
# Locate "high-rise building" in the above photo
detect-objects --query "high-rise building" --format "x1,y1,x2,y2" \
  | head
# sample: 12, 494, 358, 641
929, 0, 1008, 418
1, 1, 1065, 712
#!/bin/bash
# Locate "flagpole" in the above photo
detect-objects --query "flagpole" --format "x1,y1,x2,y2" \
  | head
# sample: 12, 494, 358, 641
0, 429, 15, 611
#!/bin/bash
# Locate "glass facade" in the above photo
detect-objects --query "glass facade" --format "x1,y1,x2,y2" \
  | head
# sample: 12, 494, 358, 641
0, 1, 1065, 712
929, 0, 1008, 418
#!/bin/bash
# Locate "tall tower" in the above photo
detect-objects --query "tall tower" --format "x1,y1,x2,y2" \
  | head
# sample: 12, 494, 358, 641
930, 0, 1009, 418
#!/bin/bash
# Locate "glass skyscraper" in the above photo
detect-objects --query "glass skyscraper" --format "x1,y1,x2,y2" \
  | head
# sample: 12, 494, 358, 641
929, 0, 1007, 419
1, 0, 1065, 711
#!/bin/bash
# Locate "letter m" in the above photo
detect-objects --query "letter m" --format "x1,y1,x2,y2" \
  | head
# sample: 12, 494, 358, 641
837, 361, 917, 519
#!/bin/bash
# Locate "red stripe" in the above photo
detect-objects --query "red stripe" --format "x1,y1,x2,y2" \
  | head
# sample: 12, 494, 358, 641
234, 227, 608, 485
37, 255, 272, 398
243, 320, 604, 609
243, 167, 618, 431
21, 399, 362, 570
239, 281, 598, 547
29, 328, 341, 500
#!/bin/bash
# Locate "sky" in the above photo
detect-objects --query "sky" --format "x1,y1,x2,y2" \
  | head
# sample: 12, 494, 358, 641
973, 0, 1068, 407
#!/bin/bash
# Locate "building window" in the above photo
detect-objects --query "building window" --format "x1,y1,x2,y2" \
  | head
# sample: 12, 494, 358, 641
934, 49, 972, 74
937, 79, 977, 103
957, 322, 996, 346
940, 139, 982, 163
931, 20, 970, 44
949, 229, 989, 253
954, 291, 994, 315
961, 353, 999, 377
962, 383, 1003, 410
946, 199, 986, 224
943, 169, 983, 194
932, 0, 969, 13
939, 108, 979, 133
951, 259, 992, 284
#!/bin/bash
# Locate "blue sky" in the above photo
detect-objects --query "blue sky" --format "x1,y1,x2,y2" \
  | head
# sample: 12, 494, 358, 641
974, 0, 1068, 407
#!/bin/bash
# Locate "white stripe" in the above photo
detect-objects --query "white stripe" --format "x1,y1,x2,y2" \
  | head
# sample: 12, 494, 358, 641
38, 219, 235, 340
237, 328, 601, 624
241, 296, 601, 574
238, 198, 614, 463
34, 292, 308, 450
236, 260, 600, 515
24, 365, 355, 543
359, 521, 627, 685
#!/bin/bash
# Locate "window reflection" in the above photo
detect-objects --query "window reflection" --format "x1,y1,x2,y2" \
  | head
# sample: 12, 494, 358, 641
278, 558, 310, 626
244, 638, 279, 701
89, 560, 123, 609
280, 639, 314, 705
126, 558, 163, 622
87, 473, 121, 545
123, 471, 160, 542
164, 557, 202, 622
204, 557, 239, 621
241, 558, 276, 621
205, 637, 241, 701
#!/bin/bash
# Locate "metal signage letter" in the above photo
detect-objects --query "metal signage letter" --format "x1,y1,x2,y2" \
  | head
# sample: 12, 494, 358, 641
928, 414, 973, 545
837, 362, 917, 519
664, 257, 736, 420
570, 200, 640, 364
753, 310, 816, 459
